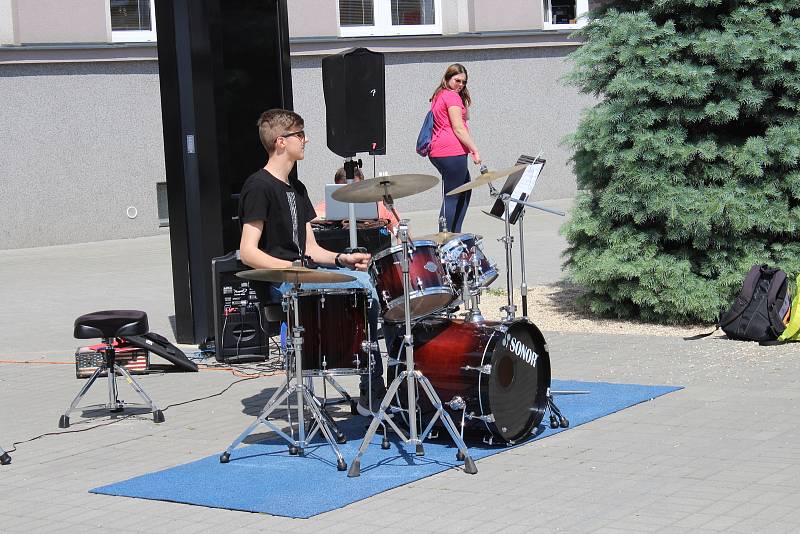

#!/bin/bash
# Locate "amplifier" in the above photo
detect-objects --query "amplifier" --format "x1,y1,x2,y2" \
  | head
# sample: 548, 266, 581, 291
212, 251, 271, 363
75, 343, 150, 379
312, 219, 391, 255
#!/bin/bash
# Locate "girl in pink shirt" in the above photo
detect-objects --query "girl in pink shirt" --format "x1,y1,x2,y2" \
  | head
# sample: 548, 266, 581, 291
428, 63, 482, 233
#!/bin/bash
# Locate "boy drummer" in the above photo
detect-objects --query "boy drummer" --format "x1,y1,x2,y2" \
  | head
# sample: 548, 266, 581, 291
238, 108, 387, 414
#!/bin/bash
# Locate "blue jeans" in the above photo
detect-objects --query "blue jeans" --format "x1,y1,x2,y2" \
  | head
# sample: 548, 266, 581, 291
430, 154, 471, 233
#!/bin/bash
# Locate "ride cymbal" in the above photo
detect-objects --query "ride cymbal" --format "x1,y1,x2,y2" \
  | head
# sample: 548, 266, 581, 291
332, 173, 439, 203
446, 164, 529, 196
237, 267, 356, 284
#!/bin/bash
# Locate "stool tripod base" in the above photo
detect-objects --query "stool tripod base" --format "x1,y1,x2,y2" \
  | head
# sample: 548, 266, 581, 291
58, 360, 164, 428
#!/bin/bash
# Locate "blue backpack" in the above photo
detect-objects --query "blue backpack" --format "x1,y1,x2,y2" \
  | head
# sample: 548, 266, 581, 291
415, 110, 434, 156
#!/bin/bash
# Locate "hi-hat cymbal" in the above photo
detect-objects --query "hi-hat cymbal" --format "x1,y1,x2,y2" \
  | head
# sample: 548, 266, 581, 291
446, 164, 529, 196
237, 267, 356, 284
332, 174, 439, 203
416, 231, 465, 246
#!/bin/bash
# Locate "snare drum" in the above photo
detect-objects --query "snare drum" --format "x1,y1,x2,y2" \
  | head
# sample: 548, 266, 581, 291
389, 317, 550, 444
440, 233, 498, 291
369, 240, 455, 322
287, 288, 370, 375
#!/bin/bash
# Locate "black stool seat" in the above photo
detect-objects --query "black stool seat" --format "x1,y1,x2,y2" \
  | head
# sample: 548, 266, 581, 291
74, 310, 149, 340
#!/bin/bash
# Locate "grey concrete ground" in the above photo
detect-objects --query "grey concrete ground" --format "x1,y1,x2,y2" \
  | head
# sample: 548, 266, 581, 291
1, 199, 799, 533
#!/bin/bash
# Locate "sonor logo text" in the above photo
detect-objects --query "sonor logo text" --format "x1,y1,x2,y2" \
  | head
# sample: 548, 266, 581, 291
508, 336, 538, 367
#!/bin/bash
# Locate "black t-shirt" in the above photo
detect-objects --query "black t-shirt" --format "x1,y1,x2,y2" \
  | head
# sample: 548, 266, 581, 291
239, 168, 316, 262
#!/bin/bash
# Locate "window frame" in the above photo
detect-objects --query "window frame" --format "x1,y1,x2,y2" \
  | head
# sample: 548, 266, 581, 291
338, 0, 442, 38
110, 0, 157, 43
542, 0, 589, 30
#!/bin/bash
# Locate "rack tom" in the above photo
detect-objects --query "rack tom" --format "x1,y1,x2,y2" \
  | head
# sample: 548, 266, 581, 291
369, 240, 455, 322
440, 233, 498, 291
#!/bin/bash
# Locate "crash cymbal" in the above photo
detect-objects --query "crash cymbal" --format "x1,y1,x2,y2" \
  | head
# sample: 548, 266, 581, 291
416, 231, 465, 246
332, 173, 439, 203
446, 164, 529, 196
237, 267, 356, 284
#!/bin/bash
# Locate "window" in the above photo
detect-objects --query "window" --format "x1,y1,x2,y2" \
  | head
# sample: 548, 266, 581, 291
156, 182, 169, 227
542, 0, 589, 29
339, 0, 441, 37
110, 0, 157, 43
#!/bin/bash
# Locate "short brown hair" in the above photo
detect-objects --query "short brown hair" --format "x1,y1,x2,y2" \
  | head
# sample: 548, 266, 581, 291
334, 166, 364, 184
257, 109, 304, 154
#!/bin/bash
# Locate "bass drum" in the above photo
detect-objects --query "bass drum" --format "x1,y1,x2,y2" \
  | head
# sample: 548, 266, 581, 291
388, 318, 551, 444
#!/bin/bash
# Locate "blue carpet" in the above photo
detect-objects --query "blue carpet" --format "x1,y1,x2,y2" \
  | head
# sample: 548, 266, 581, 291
91, 380, 681, 518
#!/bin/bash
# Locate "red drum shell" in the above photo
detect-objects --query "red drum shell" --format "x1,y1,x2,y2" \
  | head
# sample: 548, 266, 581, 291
369, 240, 455, 322
389, 318, 551, 443
289, 289, 369, 374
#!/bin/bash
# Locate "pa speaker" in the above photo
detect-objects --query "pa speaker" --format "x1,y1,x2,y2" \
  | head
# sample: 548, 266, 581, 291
322, 48, 386, 157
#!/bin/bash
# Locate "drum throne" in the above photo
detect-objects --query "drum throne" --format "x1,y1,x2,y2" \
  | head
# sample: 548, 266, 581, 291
58, 310, 165, 428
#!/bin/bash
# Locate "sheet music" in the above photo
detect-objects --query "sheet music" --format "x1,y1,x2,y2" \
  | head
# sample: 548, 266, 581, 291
508, 161, 544, 215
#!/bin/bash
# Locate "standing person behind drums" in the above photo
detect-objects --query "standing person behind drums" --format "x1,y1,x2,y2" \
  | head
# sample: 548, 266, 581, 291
428, 63, 482, 233
314, 166, 400, 233
238, 108, 387, 415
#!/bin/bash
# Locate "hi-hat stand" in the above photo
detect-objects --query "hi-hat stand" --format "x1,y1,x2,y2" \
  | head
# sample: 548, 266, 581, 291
220, 281, 350, 471
348, 191, 477, 477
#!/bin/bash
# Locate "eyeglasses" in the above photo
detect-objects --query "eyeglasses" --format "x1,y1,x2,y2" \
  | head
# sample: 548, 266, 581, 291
280, 130, 306, 141
452, 78, 467, 86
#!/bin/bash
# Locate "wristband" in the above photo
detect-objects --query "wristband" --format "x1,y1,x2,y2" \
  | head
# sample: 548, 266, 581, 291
334, 253, 344, 268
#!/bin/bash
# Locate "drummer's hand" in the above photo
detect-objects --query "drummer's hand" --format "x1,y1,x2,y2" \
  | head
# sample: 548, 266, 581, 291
471, 151, 482, 165
343, 252, 371, 271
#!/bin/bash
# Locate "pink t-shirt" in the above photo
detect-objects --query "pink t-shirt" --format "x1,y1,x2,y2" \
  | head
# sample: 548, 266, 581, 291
429, 89, 469, 158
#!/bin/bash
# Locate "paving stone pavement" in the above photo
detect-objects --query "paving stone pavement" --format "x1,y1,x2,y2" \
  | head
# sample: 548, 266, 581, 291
1, 200, 799, 533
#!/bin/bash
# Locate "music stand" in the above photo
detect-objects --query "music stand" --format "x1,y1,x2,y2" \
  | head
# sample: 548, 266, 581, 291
486, 155, 545, 225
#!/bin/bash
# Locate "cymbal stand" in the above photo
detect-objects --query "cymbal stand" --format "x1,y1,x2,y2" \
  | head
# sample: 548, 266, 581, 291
508, 196, 566, 316
348, 198, 477, 477
496, 188, 517, 322
344, 158, 361, 250
518, 209, 528, 317
220, 282, 349, 471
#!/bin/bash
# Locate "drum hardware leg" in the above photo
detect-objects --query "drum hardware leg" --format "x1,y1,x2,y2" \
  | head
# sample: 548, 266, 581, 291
349, 217, 477, 477
381, 422, 391, 449
415, 373, 476, 472
220, 286, 347, 469
545, 393, 570, 429
445, 396, 468, 442
303, 388, 347, 470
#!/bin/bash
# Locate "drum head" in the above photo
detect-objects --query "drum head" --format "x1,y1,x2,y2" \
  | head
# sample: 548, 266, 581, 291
486, 320, 551, 442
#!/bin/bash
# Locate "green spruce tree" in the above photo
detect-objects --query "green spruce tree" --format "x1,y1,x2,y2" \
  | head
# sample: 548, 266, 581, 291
563, 0, 800, 323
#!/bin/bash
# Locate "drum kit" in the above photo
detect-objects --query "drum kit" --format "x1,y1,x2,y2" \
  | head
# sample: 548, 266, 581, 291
219, 163, 569, 476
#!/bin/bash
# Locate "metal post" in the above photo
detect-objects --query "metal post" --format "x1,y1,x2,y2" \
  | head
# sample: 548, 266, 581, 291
518, 209, 528, 318
501, 195, 515, 321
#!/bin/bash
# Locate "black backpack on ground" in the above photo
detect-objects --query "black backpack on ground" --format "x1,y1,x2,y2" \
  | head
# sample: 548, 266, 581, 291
686, 265, 791, 342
